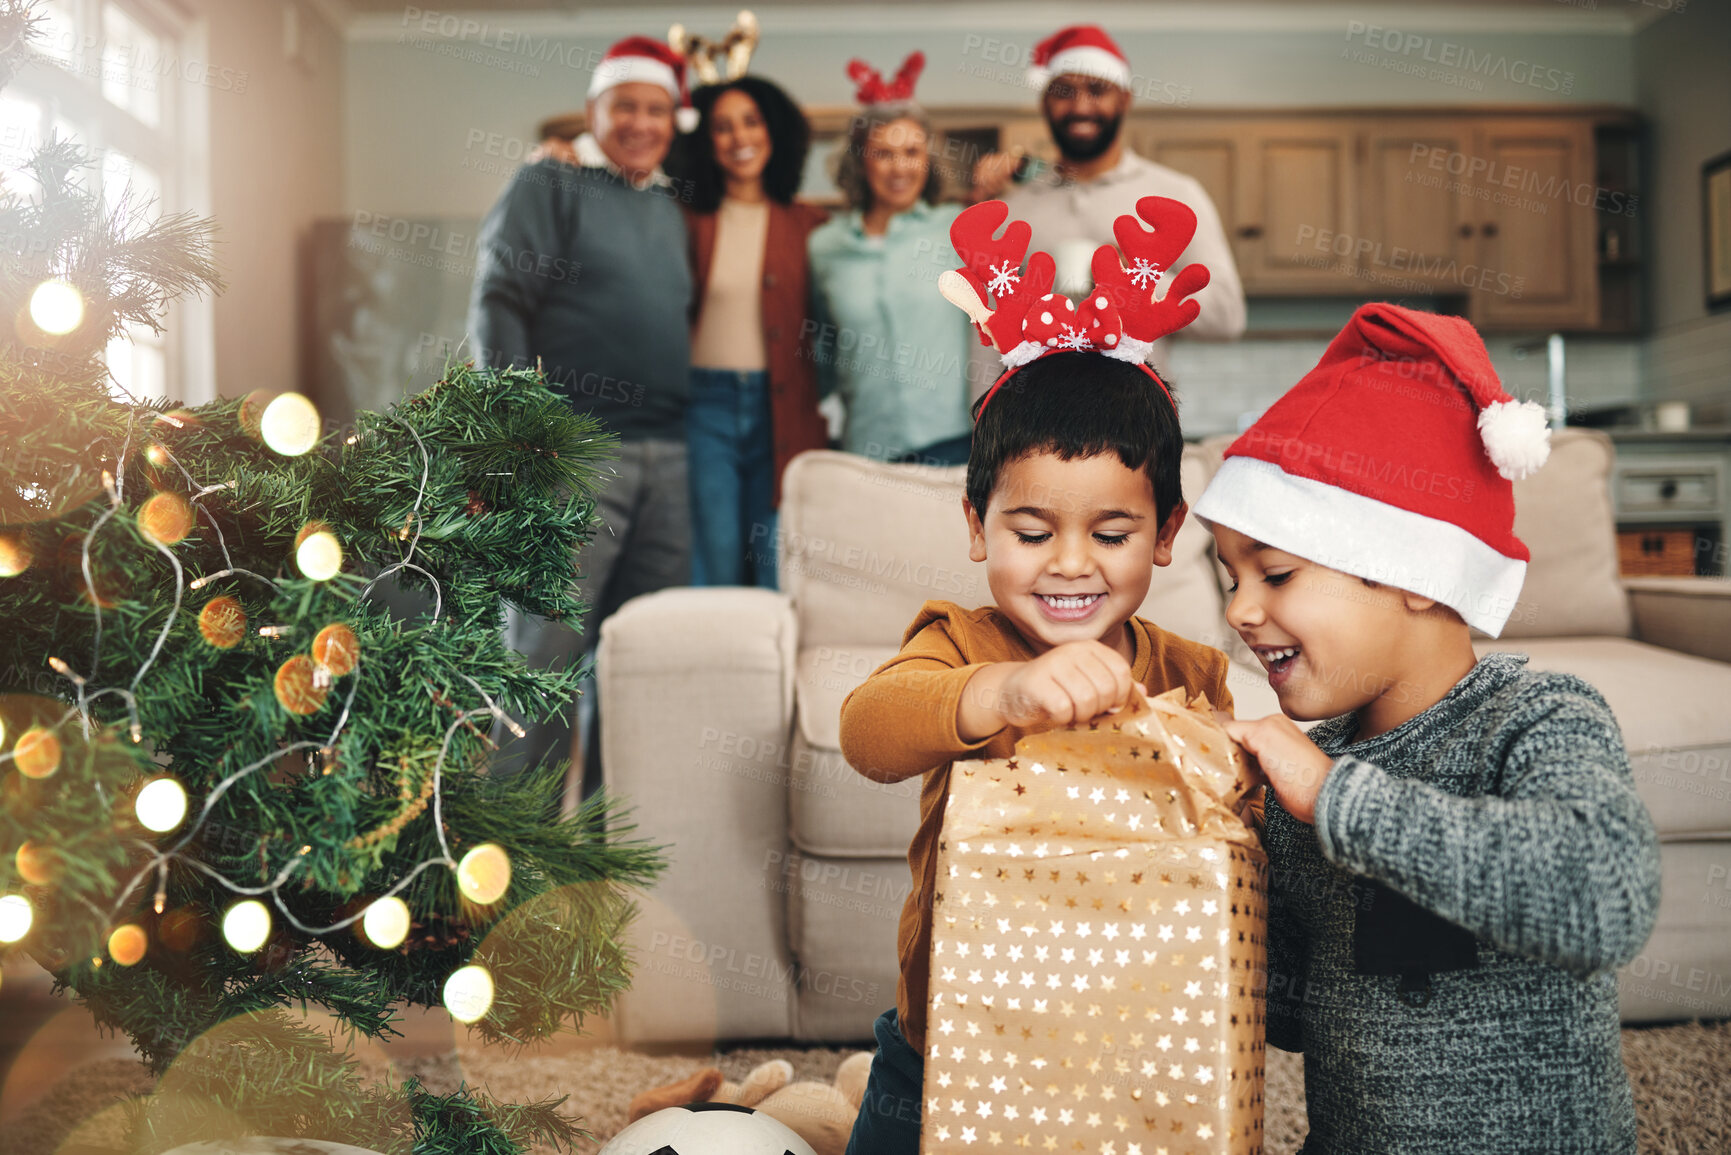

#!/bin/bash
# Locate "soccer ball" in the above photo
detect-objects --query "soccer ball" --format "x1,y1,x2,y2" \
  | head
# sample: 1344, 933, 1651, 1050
600, 1102, 820, 1155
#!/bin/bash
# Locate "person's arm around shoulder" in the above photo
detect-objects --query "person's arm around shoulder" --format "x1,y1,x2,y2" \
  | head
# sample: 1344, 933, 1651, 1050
795, 200, 831, 234
805, 224, 842, 400
468, 161, 573, 371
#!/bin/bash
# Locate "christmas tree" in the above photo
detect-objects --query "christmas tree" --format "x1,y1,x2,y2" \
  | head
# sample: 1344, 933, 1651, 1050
0, 2, 662, 1150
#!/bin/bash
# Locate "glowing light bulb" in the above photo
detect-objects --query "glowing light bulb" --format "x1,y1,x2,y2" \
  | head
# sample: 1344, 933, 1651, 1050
362, 896, 411, 950
260, 393, 321, 456
0, 894, 32, 943
456, 843, 511, 905
108, 924, 148, 966
0, 532, 32, 577
296, 531, 342, 581
222, 899, 271, 953
135, 777, 188, 833
29, 279, 84, 335
443, 964, 494, 1023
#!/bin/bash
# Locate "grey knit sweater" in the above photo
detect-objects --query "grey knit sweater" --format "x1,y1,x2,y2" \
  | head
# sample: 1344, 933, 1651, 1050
1263, 652, 1662, 1154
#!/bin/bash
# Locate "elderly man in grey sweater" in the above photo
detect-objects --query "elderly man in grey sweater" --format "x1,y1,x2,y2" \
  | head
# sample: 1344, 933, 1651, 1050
1195, 302, 1661, 1154
469, 37, 694, 799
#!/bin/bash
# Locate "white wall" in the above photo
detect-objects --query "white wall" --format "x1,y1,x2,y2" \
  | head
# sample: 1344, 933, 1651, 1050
343, 4, 1639, 219
1635, 4, 1731, 409
193, 0, 346, 399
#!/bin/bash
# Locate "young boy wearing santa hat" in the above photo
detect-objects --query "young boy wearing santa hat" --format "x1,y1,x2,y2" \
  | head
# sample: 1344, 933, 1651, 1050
1192, 302, 1662, 1153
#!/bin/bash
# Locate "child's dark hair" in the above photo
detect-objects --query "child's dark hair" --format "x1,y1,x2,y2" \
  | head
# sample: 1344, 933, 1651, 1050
965, 353, 1184, 526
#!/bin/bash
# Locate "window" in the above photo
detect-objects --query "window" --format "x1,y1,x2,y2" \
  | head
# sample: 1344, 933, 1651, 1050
9, 0, 212, 403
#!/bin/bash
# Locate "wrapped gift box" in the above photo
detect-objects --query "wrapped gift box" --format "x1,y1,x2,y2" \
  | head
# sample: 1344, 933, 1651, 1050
922, 690, 1268, 1155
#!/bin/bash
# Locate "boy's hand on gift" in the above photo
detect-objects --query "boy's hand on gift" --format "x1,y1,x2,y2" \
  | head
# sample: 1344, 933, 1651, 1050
960, 643, 1143, 739
1220, 715, 1335, 826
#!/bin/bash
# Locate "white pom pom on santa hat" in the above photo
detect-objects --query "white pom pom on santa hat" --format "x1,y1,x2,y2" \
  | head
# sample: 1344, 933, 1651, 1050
1477, 398, 1552, 481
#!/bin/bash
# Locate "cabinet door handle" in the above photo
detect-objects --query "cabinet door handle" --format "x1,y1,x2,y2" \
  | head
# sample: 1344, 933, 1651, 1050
1481, 221, 1500, 238
1457, 223, 1475, 238
1237, 224, 1264, 240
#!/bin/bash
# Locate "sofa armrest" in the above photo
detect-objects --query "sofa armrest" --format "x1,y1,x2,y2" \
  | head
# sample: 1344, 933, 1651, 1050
598, 587, 800, 1044
1623, 577, 1731, 665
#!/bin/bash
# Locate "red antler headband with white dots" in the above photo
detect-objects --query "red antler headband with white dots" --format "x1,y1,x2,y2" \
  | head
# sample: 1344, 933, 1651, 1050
938, 197, 1211, 413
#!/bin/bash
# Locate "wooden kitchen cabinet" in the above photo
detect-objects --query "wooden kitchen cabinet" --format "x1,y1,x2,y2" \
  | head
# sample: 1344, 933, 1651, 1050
1466, 118, 1600, 330
1136, 119, 1359, 292
1358, 119, 1479, 291
923, 105, 1635, 331
1231, 121, 1361, 292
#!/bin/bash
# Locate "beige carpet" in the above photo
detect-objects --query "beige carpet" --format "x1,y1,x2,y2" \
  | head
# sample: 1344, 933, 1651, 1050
13, 1020, 1730, 1154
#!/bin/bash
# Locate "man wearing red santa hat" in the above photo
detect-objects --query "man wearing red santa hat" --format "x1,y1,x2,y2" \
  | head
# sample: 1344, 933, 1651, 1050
974, 24, 1245, 367
469, 36, 696, 802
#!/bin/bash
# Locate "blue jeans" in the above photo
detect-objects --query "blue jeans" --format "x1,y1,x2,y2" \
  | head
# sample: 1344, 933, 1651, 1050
686, 367, 778, 589
845, 1008, 923, 1155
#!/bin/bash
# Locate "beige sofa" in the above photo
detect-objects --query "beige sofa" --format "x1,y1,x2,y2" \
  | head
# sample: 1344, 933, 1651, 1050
599, 430, 1731, 1044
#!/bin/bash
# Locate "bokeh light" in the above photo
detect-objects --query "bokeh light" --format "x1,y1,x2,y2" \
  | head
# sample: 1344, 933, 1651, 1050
443, 964, 494, 1023
138, 491, 194, 546
108, 924, 148, 966
312, 622, 360, 678
456, 843, 511, 906
0, 894, 32, 943
28, 279, 84, 335
135, 777, 188, 833
13, 725, 61, 779
221, 900, 271, 954
295, 530, 342, 581
14, 840, 57, 885
259, 392, 321, 456
0, 532, 31, 577
361, 896, 410, 950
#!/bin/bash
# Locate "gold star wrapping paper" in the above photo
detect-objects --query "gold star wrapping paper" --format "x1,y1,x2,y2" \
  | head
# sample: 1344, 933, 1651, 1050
922, 689, 1268, 1155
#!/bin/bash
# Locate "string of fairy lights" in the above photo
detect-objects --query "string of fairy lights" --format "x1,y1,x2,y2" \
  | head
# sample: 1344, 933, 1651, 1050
1, 281, 519, 1024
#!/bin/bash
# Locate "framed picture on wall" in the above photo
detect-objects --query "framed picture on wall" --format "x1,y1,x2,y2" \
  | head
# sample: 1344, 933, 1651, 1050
1706, 149, 1731, 312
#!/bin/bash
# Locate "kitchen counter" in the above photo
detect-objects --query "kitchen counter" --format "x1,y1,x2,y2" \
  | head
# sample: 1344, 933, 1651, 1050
1600, 427, 1731, 444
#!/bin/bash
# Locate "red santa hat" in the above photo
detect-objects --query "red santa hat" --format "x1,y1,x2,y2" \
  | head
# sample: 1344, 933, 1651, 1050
1027, 25, 1132, 92
587, 36, 699, 132
1192, 303, 1551, 637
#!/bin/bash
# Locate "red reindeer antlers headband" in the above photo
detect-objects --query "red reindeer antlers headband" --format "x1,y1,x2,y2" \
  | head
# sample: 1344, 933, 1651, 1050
938, 196, 1211, 413
847, 52, 925, 105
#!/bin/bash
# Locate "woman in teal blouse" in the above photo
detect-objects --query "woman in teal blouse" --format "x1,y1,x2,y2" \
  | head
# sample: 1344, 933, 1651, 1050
807, 107, 975, 465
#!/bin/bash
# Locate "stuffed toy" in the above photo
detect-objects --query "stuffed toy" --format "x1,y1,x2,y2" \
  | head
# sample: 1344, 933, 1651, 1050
624, 1052, 873, 1155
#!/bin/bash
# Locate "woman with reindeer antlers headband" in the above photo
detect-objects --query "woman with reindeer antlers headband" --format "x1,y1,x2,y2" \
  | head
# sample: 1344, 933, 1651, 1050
670, 12, 831, 590
806, 52, 978, 468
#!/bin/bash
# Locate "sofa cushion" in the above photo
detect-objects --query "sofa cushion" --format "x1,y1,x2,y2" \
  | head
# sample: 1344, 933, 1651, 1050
1616, 841, 1731, 1022
796, 643, 901, 751
1498, 430, 1631, 640
784, 850, 906, 1040
780, 448, 1230, 654
787, 723, 923, 859
1474, 636, 1731, 839
779, 453, 981, 652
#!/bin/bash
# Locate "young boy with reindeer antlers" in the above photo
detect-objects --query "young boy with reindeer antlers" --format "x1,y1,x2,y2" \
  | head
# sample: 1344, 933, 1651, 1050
836, 196, 1235, 1154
